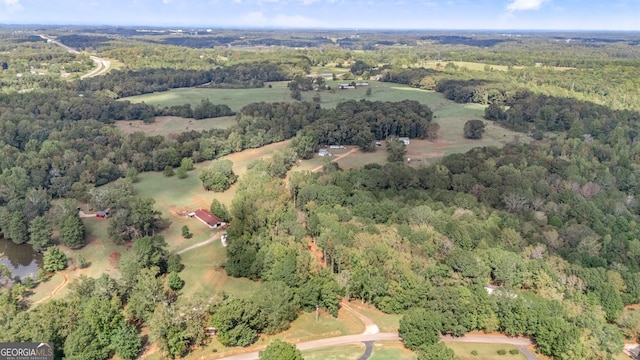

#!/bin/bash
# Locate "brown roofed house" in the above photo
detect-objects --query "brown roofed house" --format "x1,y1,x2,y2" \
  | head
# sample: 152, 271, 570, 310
194, 209, 226, 229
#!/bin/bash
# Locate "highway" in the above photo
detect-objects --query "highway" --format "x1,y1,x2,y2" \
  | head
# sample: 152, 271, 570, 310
39, 34, 111, 79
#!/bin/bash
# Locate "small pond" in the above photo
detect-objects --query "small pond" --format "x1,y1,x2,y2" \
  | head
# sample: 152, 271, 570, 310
0, 237, 43, 279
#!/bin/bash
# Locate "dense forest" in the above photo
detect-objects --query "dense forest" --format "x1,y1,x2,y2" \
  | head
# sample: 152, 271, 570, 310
2, 27, 640, 359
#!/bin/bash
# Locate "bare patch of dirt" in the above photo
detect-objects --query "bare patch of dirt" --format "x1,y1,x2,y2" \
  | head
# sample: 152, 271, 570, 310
308, 236, 326, 268
109, 252, 121, 268
171, 207, 192, 218
191, 195, 211, 210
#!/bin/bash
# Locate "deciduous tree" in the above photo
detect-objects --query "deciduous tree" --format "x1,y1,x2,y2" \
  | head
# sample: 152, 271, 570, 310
259, 339, 302, 360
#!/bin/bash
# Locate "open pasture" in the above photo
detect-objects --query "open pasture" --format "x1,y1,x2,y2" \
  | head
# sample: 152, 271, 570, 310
116, 115, 236, 137
123, 81, 293, 110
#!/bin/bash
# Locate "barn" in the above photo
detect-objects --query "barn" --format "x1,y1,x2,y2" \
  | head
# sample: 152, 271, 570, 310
193, 209, 226, 229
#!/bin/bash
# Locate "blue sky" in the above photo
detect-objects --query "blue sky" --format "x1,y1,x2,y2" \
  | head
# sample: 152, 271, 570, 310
1, 0, 639, 30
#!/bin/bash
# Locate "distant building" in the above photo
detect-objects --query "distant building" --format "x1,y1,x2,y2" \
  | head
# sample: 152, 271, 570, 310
318, 149, 332, 157
398, 137, 410, 145
193, 209, 226, 229
96, 210, 109, 219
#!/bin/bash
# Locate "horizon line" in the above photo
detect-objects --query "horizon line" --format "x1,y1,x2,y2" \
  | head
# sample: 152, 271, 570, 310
1, 23, 640, 33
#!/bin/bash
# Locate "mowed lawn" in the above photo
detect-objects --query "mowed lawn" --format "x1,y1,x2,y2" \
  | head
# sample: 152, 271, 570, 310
445, 342, 529, 360
301, 341, 416, 360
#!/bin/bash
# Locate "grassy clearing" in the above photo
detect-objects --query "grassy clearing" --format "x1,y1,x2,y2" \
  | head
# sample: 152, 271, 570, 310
369, 341, 417, 360
28, 217, 129, 303
344, 301, 402, 333
302, 344, 365, 360
446, 342, 528, 360
299, 341, 416, 360
132, 140, 289, 212
115, 115, 236, 137
123, 81, 293, 110
177, 238, 258, 299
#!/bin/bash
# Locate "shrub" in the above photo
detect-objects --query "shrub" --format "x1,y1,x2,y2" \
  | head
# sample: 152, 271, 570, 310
471, 350, 478, 356
168, 272, 184, 291
497, 349, 507, 355
509, 349, 519, 355
43, 246, 67, 272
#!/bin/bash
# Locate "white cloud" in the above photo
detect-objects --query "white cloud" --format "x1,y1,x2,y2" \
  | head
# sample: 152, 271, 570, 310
2, 0, 23, 11
506, 0, 549, 11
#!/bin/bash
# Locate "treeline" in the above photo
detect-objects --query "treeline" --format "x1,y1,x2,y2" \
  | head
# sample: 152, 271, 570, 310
0, 89, 233, 137
79, 62, 290, 97
235, 99, 436, 151
484, 91, 640, 143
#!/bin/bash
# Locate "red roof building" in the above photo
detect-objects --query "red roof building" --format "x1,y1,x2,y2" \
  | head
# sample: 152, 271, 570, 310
193, 209, 226, 229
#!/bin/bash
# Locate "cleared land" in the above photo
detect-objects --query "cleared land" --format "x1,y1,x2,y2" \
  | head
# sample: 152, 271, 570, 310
28, 217, 128, 303
123, 81, 293, 110
116, 115, 236, 137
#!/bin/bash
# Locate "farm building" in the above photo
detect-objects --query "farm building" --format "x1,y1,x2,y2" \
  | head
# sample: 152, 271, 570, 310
96, 210, 109, 219
192, 209, 226, 229
318, 149, 332, 157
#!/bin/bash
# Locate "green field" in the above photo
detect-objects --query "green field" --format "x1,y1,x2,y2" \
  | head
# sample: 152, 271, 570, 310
123, 81, 294, 110
445, 343, 529, 360
123, 80, 463, 112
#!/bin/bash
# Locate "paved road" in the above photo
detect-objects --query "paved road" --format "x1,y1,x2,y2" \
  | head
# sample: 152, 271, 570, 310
357, 341, 374, 360
39, 34, 111, 78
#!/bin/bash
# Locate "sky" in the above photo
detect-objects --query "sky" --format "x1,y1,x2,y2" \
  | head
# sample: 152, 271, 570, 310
1, 0, 639, 31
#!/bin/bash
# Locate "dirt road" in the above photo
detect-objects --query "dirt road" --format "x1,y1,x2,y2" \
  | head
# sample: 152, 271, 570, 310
32, 274, 68, 306
176, 232, 222, 255
311, 148, 358, 172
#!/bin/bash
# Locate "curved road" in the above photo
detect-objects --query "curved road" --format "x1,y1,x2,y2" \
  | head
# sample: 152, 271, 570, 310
214, 302, 539, 360
39, 34, 111, 79
215, 333, 537, 360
